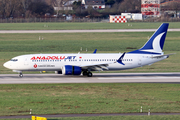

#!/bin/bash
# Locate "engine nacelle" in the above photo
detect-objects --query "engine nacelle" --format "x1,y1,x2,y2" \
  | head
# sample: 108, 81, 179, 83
62, 65, 81, 75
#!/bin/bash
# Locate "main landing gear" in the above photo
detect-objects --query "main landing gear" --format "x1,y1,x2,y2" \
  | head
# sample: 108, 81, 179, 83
19, 73, 23, 78
83, 71, 92, 77
87, 72, 92, 77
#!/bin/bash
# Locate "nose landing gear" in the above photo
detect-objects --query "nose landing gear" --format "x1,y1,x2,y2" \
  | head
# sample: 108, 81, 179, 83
19, 73, 23, 78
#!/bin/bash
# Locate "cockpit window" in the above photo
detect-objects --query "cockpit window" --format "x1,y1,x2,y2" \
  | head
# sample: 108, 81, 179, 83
11, 59, 18, 61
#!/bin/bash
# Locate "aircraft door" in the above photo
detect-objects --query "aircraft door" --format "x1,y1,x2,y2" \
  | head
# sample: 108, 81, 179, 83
138, 56, 142, 66
24, 57, 28, 65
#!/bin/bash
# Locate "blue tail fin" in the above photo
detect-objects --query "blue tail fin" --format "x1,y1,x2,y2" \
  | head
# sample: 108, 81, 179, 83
128, 23, 169, 54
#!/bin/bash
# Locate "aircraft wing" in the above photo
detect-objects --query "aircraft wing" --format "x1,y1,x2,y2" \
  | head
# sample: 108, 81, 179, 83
79, 52, 126, 71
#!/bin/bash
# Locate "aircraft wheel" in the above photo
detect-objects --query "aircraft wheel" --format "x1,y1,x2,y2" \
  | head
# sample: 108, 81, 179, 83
87, 72, 92, 77
19, 73, 23, 78
83, 71, 87, 76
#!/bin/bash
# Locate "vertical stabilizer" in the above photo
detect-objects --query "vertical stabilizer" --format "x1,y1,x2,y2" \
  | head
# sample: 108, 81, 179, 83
128, 23, 169, 54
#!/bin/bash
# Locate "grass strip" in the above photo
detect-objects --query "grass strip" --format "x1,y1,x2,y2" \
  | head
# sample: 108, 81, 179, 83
1, 115, 180, 120
0, 83, 180, 116
0, 22, 180, 30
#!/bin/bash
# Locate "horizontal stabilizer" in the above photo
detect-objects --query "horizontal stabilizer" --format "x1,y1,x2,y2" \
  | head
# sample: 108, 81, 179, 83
151, 53, 175, 58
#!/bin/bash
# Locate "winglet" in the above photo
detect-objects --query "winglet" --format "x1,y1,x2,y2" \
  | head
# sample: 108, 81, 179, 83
117, 52, 126, 65
93, 49, 97, 54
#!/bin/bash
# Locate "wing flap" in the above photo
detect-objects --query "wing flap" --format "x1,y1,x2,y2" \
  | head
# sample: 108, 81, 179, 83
80, 62, 114, 71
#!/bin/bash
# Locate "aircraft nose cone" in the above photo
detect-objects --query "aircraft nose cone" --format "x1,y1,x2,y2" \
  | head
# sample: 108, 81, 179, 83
3, 62, 11, 69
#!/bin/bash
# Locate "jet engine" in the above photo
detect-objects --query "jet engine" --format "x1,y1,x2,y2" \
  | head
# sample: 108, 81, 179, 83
62, 65, 82, 75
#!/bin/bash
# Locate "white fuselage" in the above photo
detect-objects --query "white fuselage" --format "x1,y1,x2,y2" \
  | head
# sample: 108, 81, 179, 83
3, 53, 167, 72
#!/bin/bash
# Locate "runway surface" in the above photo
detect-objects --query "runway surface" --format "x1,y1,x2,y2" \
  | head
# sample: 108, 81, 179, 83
0, 29, 180, 33
0, 73, 180, 84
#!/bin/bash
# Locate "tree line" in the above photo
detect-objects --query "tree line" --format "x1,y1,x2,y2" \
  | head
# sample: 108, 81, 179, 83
0, 0, 141, 18
0, 0, 54, 18
73, 0, 141, 18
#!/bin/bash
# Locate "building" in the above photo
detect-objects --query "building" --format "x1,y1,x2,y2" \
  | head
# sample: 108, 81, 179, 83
141, 0, 160, 17
161, 0, 180, 4
160, 0, 180, 17
160, 0, 180, 9
81, 0, 105, 9
53, 0, 78, 11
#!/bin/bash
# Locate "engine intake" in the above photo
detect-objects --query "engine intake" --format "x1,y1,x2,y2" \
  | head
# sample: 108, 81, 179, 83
62, 65, 81, 75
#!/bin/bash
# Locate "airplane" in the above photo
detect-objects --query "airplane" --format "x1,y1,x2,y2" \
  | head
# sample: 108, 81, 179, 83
3, 23, 173, 77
